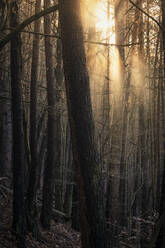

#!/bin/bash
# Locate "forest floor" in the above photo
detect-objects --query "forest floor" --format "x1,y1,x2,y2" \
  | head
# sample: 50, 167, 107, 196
0, 183, 156, 248
0, 189, 81, 248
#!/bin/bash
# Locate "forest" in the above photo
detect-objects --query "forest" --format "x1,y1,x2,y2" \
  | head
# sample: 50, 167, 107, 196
0, 0, 165, 247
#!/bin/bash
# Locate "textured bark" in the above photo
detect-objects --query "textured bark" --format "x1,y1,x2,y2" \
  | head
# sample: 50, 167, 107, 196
10, 1, 26, 246
59, 1, 107, 247
40, 0, 56, 229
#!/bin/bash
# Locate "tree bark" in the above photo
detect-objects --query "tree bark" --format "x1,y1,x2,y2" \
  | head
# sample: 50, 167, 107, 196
54, 36, 63, 212
63, 123, 73, 219
26, 0, 41, 236
40, 0, 56, 229
155, 0, 165, 247
10, 1, 26, 246
0, 45, 12, 178
59, 1, 107, 247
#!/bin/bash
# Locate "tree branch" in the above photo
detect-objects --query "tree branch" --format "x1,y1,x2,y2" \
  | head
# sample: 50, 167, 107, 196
4, 27, 140, 47
128, 0, 163, 31
0, 4, 59, 50
5, 27, 60, 39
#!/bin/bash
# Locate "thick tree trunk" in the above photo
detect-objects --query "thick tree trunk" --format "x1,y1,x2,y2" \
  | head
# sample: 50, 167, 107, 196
40, 0, 56, 230
10, 1, 26, 246
59, 1, 107, 247
26, 0, 41, 236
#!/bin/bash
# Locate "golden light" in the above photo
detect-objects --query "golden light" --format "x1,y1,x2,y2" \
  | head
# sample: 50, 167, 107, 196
81, 0, 122, 116
94, 2, 115, 43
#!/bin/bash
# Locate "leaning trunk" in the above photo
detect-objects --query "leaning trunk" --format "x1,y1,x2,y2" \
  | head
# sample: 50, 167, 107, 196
59, 1, 107, 247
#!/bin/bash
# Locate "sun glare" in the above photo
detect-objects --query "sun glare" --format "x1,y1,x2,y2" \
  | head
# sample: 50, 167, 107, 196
94, 2, 115, 43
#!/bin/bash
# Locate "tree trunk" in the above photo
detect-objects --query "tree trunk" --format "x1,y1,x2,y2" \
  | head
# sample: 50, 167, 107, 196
63, 123, 73, 219
40, 0, 56, 229
155, 0, 165, 247
119, 0, 141, 226
0, 45, 12, 178
10, 1, 26, 246
26, 0, 41, 237
54, 36, 63, 212
115, 0, 125, 61
59, 1, 107, 247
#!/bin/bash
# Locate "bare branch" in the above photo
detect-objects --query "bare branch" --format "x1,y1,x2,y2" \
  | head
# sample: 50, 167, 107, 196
5, 27, 60, 39
128, 0, 163, 30
0, 4, 59, 50
5, 27, 139, 47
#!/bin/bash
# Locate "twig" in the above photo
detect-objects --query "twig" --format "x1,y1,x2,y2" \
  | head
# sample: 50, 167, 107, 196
128, 0, 163, 30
